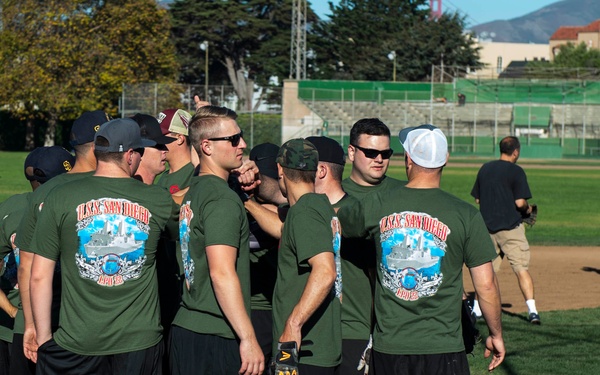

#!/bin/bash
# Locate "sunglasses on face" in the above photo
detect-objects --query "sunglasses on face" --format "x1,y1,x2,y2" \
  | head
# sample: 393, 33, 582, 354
351, 144, 393, 159
208, 131, 244, 147
133, 148, 145, 157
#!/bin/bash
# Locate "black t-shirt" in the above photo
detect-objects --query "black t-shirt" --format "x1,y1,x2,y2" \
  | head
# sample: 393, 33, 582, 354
471, 160, 531, 233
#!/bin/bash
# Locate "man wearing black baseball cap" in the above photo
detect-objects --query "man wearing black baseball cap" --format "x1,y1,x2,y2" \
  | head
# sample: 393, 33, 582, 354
30, 118, 178, 374
338, 124, 505, 374
131, 113, 176, 185
0, 146, 73, 375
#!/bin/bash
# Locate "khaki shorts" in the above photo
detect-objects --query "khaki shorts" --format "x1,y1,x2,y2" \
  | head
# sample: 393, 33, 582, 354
490, 223, 530, 273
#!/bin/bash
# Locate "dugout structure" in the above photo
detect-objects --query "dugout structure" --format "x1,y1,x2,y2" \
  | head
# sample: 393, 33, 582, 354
282, 77, 600, 159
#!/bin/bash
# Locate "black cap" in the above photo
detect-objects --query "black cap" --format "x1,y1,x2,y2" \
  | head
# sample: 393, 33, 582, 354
70, 110, 112, 146
24, 146, 75, 183
131, 113, 177, 146
306, 136, 346, 165
249, 143, 280, 179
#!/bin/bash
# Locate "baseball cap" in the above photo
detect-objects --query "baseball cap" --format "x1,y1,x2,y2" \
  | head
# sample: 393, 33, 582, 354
70, 110, 112, 146
157, 109, 192, 136
249, 143, 280, 180
277, 138, 319, 171
306, 136, 346, 165
94, 118, 156, 153
399, 124, 448, 169
131, 113, 177, 146
24, 146, 75, 183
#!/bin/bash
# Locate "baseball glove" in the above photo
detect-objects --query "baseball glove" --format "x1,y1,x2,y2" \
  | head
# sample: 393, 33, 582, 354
270, 341, 299, 375
522, 204, 537, 227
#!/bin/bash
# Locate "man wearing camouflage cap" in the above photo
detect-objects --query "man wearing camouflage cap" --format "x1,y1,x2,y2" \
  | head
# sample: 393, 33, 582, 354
272, 138, 342, 373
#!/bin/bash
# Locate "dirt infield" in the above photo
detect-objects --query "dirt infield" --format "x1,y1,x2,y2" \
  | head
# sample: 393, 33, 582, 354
462, 246, 600, 313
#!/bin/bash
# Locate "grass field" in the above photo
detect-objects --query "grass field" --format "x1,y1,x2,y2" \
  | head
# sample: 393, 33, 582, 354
2, 150, 599, 374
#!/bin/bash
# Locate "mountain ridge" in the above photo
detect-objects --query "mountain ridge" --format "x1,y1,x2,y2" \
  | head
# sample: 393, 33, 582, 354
470, 0, 600, 43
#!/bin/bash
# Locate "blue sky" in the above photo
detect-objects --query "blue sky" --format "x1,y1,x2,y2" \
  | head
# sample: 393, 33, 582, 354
312, 0, 558, 27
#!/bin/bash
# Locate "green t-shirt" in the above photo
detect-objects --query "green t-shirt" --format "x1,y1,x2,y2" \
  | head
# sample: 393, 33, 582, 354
339, 176, 406, 340
174, 175, 251, 339
157, 162, 195, 194
14, 171, 94, 335
338, 186, 496, 355
272, 193, 342, 367
0, 193, 29, 343
31, 176, 178, 355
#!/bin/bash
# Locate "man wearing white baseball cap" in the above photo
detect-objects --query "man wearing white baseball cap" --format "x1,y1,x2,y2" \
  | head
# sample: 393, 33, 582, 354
337, 124, 505, 374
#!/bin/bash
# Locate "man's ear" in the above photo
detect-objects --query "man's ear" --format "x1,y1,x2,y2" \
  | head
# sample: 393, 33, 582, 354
201, 140, 212, 156
317, 164, 327, 179
347, 145, 355, 162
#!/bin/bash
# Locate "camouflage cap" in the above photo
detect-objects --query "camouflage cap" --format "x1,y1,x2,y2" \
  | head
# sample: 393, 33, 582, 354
276, 138, 319, 171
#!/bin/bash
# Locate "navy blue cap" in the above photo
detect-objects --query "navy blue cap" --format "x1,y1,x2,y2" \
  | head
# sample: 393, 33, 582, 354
24, 146, 75, 183
70, 110, 112, 146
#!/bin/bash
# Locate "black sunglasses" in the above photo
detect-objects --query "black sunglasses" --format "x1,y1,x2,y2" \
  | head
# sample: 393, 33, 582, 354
351, 144, 393, 159
133, 148, 145, 157
208, 131, 244, 147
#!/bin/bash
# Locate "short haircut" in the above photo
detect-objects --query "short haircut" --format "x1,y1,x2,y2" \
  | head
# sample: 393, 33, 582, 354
349, 118, 390, 145
282, 166, 316, 184
189, 106, 238, 152
499, 136, 520, 155
325, 162, 344, 182
93, 136, 123, 163
73, 142, 93, 156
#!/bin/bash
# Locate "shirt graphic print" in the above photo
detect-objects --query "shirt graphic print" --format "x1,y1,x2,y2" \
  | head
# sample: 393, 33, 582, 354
378, 211, 450, 301
75, 198, 151, 287
179, 201, 194, 290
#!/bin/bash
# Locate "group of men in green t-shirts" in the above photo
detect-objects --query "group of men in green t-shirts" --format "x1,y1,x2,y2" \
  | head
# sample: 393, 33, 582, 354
0, 100, 505, 375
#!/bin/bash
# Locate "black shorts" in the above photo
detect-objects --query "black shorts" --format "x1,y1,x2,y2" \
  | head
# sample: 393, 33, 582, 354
36, 338, 163, 375
10, 333, 36, 375
251, 309, 273, 365
334, 339, 370, 375
372, 350, 469, 375
169, 325, 240, 375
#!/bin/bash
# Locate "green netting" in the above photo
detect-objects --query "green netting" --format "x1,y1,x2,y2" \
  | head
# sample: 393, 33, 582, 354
513, 106, 552, 127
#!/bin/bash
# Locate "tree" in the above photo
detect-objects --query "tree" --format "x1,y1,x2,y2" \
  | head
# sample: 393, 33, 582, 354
312, 0, 481, 81
0, 0, 178, 148
169, 0, 318, 111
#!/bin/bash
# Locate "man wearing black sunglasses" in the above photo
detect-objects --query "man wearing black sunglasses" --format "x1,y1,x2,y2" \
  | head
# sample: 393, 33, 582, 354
337, 124, 504, 375
170, 106, 264, 375
340, 118, 406, 374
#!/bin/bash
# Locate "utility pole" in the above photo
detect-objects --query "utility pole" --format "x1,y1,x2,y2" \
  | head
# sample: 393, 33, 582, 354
290, 0, 307, 80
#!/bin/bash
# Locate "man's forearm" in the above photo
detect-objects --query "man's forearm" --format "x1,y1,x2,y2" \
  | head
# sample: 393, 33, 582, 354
0, 289, 17, 318
470, 263, 502, 338
211, 269, 257, 341
244, 199, 283, 239
30, 255, 55, 344
18, 250, 35, 330
285, 253, 336, 334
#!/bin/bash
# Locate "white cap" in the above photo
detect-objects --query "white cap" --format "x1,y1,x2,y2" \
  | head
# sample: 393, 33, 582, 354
399, 124, 448, 168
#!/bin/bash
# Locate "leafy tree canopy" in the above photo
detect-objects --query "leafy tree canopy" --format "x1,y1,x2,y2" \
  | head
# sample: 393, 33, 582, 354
0, 0, 178, 145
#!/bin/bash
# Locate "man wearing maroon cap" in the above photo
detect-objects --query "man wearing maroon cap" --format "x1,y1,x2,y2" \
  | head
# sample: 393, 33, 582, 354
156, 108, 194, 194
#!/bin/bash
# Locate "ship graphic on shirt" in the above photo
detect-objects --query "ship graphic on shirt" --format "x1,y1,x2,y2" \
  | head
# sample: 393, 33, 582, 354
75, 198, 151, 287
379, 211, 449, 301
84, 221, 143, 257
386, 234, 439, 271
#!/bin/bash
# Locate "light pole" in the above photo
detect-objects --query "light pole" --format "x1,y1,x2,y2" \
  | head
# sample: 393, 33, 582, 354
387, 51, 397, 82
199, 40, 209, 100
